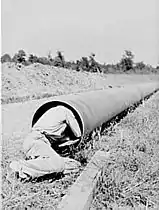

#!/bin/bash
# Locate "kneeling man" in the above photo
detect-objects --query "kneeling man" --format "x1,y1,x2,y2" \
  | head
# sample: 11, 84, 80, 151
10, 105, 82, 179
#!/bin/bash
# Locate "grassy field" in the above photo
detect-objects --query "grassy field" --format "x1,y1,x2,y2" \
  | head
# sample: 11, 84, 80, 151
91, 91, 159, 209
2, 63, 159, 209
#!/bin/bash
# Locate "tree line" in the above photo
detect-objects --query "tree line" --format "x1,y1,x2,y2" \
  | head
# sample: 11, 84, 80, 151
1, 49, 158, 73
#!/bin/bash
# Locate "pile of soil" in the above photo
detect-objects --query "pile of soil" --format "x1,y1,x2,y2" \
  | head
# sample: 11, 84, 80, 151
2, 63, 158, 104
1, 63, 109, 103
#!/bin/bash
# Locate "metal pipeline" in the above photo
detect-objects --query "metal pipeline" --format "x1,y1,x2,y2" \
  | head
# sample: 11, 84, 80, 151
32, 82, 159, 138
10, 82, 159, 179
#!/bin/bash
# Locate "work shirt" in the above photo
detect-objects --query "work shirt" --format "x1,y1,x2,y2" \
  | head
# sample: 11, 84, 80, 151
33, 105, 81, 138
23, 105, 82, 155
10, 106, 82, 179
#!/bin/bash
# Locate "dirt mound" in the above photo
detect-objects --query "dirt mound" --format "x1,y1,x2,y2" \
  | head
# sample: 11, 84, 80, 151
2, 63, 158, 104
1, 63, 110, 103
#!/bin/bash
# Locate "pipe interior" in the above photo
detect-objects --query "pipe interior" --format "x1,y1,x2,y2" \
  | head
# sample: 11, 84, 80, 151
32, 100, 84, 136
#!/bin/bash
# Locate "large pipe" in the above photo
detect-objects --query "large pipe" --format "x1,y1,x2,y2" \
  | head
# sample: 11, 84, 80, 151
32, 82, 159, 138
10, 82, 159, 179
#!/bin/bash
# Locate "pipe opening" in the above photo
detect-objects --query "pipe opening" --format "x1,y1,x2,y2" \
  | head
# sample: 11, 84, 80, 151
31, 101, 84, 154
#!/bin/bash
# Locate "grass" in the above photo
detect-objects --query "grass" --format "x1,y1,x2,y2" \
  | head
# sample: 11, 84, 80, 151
91, 91, 159, 209
2, 156, 84, 209
2, 92, 159, 210
2, 92, 159, 209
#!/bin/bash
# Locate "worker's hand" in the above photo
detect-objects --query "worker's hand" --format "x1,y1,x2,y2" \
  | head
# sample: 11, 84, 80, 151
58, 139, 80, 147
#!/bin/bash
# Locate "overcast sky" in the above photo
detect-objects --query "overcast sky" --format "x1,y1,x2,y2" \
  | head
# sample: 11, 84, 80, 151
2, 0, 158, 65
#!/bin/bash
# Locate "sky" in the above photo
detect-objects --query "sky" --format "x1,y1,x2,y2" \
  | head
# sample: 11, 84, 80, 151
1, 0, 158, 66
